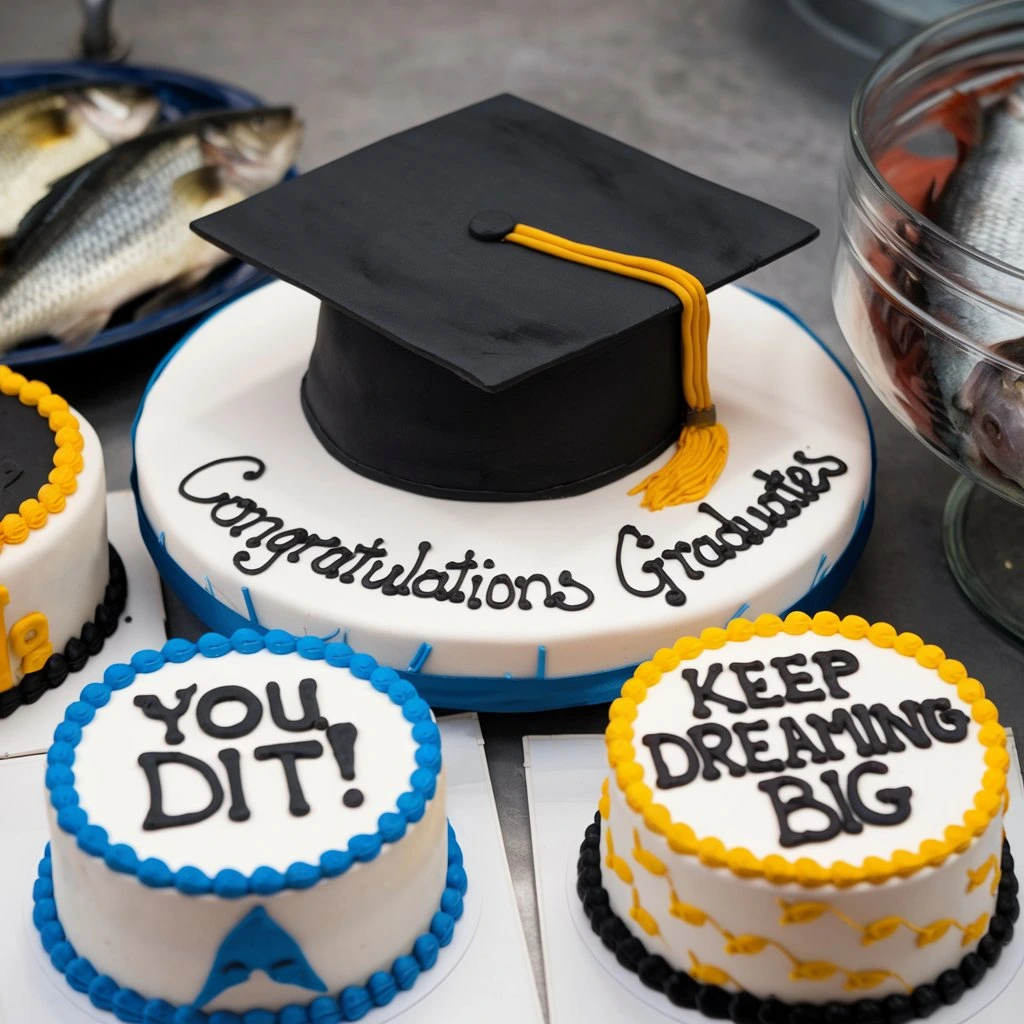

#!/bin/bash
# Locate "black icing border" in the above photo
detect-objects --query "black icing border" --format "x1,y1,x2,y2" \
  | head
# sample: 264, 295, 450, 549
0, 545, 127, 719
577, 812, 1020, 1023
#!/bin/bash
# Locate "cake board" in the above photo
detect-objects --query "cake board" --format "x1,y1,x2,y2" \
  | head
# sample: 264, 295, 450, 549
0, 716, 544, 1024
524, 732, 1024, 1024
0, 490, 166, 759
132, 281, 876, 713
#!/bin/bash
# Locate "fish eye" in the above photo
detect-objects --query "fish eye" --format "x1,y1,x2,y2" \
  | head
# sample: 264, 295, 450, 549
223, 960, 248, 974
982, 414, 1004, 446
270, 958, 295, 970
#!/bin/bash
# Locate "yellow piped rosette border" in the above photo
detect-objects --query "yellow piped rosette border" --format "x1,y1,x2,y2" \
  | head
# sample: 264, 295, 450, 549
605, 610, 1009, 889
0, 366, 83, 552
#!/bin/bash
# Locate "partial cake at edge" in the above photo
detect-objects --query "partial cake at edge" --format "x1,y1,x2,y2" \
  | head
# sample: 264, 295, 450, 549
0, 366, 125, 717
37, 628, 466, 1020
583, 611, 1016, 1019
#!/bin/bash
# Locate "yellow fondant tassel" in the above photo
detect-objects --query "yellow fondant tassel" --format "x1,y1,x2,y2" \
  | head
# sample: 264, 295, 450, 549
504, 223, 727, 510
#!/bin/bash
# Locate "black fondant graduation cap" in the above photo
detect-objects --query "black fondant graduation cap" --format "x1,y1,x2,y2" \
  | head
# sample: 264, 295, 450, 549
193, 95, 818, 505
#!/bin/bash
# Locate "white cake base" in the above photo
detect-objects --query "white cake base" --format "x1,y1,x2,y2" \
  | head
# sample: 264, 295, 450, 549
133, 282, 874, 711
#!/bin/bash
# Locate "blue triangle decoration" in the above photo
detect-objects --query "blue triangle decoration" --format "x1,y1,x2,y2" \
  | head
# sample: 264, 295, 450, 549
193, 905, 327, 1008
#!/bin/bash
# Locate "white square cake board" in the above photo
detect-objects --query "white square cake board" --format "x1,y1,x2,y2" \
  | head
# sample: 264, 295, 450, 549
525, 730, 1024, 1024
0, 715, 544, 1024
0, 489, 166, 759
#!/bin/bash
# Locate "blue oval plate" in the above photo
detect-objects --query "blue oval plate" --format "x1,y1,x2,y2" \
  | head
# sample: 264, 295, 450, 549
0, 60, 289, 367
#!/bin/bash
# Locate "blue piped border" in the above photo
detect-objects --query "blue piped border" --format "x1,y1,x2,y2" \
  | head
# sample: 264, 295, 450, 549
46, 628, 443, 897
129, 289, 877, 713
34, 825, 467, 1023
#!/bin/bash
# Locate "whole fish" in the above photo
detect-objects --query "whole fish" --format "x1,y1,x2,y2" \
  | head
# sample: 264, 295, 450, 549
0, 107, 301, 353
0, 82, 161, 240
890, 80, 1024, 487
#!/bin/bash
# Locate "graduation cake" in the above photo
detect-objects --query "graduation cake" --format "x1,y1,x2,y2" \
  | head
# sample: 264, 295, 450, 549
0, 365, 126, 718
132, 95, 874, 711
36, 628, 464, 1020
579, 611, 1018, 1021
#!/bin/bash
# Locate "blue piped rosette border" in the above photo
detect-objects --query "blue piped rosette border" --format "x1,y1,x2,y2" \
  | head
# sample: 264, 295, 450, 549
37, 627, 468, 1023
129, 287, 877, 713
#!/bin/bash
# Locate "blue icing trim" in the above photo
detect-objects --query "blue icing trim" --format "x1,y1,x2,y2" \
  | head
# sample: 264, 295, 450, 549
104, 663, 137, 689
441, 888, 463, 917
43, 627, 442, 899
296, 636, 325, 660
447, 863, 468, 892
33, 876, 54, 899
33, 827, 465, 1023
193, 907, 327, 1009
76, 823, 108, 855
131, 650, 165, 674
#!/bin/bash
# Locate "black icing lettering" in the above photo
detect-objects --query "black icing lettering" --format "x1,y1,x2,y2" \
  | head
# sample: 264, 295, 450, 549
753, 469, 812, 507
686, 723, 746, 781
821, 768, 862, 835
467, 573, 484, 610
218, 748, 251, 822
210, 496, 259, 527
851, 703, 889, 755
696, 502, 765, 550
785, 465, 822, 500
730, 661, 783, 711
310, 546, 355, 580
234, 527, 309, 575
339, 540, 386, 584
779, 716, 830, 768
615, 526, 664, 597
361, 558, 408, 596
229, 507, 283, 545
794, 451, 849, 491
178, 456, 265, 505
682, 662, 746, 719
742, 504, 779, 539
133, 684, 197, 745
139, 751, 224, 831
413, 570, 451, 600
921, 698, 970, 743
326, 722, 357, 780
733, 719, 784, 774
552, 571, 595, 611
642, 733, 699, 789
757, 775, 843, 849
486, 574, 516, 609
869, 700, 931, 752
267, 678, 320, 732
443, 552, 476, 604
396, 541, 431, 594
690, 534, 733, 567
287, 533, 341, 565
810, 649, 858, 700
196, 685, 264, 740
514, 574, 556, 610
661, 541, 705, 581
756, 487, 802, 522
254, 740, 323, 817
805, 707, 872, 760
639, 558, 687, 606
770, 654, 826, 703
846, 760, 912, 827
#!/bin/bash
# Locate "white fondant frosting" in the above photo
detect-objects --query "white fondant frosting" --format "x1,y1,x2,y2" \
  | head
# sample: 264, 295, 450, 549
133, 282, 873, 688
46, 646, 451, 1014
1, 409, 108, 689
600, 625, 1009, 1003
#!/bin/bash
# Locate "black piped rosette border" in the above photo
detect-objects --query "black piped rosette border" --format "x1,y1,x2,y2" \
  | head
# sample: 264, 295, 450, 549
576, 812, 1020, 1023
0, 545, 127, 719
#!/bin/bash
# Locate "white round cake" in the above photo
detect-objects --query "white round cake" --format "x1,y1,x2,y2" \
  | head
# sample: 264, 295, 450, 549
132, 282, 873, 711
0, 365, 124, 717
36, 628, 466, 1021
582, 611, 1016, 1020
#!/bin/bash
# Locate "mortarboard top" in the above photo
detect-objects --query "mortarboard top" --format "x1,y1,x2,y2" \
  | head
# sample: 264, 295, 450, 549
193, 95, 818, 504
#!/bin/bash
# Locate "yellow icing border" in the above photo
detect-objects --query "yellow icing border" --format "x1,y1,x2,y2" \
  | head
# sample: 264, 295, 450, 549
605, 610, 1008, 889
0, 366, 83, 551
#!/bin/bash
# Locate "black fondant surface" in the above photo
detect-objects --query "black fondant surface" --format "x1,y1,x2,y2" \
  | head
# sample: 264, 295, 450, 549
0, 395, 53, 516
576, 813, 1019, 1023
193, 94, 818, 393
195, 94, 817, 500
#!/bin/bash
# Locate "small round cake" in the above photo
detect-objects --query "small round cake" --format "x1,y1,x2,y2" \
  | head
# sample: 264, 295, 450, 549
36, 628, 466, 1021
0, 365, 125, 717
580, 611, 1017, 1022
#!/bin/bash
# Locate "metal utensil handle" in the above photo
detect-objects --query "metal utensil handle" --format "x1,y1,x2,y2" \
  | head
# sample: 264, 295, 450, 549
79, 0, 129, 62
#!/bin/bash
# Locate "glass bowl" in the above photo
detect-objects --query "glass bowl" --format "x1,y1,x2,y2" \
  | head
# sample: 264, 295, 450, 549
833, 0, 1024, 636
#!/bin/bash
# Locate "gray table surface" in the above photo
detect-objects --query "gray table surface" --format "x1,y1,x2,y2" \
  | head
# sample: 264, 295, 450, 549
5, 0, 1024, 1015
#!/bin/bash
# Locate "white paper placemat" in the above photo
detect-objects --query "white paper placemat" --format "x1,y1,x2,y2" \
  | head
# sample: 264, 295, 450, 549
526, 730, 1024, 1024
0, 489, 166, 759
0, 715, 543, 1024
